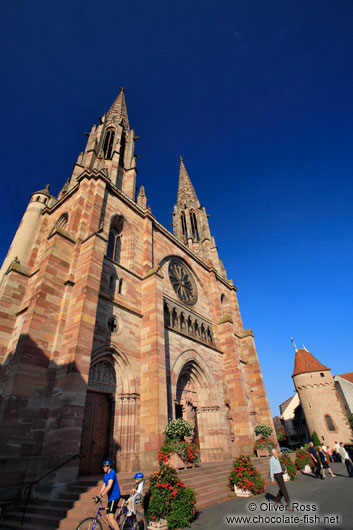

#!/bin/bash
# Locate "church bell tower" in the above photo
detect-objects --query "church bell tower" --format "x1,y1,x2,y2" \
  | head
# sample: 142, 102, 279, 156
172, 157, 227, 277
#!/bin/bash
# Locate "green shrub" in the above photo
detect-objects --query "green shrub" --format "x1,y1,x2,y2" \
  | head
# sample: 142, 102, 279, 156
254, 424, 273, 438
228, 455, 265, 495
143, 465, 197, 529
163, 419, 193, 441
280, 453, 297, 480
312, 431, 321, 447
277, 432, 285, 442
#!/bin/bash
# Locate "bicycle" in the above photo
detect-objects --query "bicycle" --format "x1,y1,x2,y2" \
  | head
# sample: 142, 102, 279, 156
75, 496, 147, 530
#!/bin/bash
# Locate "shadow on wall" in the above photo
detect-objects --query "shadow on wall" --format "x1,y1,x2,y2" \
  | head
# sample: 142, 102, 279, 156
0, 334, 90, 502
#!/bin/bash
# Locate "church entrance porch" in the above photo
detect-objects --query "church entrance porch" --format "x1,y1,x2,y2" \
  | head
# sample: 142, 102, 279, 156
80, 351, 140, 473
173, 353, 231, 463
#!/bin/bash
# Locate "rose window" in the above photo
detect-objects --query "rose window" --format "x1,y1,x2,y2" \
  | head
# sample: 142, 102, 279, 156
168, 259, 197, 305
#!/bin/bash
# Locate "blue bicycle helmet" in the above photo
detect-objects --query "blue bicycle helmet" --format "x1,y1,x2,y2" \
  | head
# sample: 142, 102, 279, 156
134, 472, 144, 479
103, 459, 114, 467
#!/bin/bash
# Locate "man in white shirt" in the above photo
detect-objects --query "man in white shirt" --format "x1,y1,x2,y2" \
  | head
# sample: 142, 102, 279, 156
269, 449, 293, 509
339, 442, 353, 477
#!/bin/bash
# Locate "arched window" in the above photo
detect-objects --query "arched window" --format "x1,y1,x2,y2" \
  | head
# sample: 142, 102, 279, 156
324, 414, 335, 431
119, 132, 126, 166
220, 293, 228, 315
56, 213, 68, 229
107, 216, 124, 263
181, 211, 188, 241
103, 128, 115, 159
190, 210, 199, 240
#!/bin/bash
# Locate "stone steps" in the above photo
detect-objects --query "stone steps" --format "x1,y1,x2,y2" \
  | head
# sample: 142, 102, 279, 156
0, 458, 265, 529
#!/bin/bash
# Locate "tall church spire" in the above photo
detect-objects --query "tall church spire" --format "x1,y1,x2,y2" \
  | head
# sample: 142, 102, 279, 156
177, 157, 200, 208
105, 87, 130, 129
69, 88, 137, 200
172, 158, 226, 277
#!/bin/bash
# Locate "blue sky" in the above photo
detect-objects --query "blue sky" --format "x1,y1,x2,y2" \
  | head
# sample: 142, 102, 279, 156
1, 1, 353, 416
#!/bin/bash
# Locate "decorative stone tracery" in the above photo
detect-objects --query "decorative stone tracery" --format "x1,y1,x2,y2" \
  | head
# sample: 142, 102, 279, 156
88, 361, 116, 393
164, 297, 215, 347
168, 258, 198, 306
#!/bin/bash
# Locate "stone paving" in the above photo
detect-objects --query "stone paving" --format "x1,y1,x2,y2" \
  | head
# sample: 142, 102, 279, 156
190, 462, 353, 530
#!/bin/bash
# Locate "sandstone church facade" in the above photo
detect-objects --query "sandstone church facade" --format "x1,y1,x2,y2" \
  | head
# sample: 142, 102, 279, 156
0, 89, 274, 499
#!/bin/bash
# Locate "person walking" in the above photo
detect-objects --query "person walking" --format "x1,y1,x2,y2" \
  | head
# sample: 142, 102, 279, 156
308, 442, 324, 479
334, 441, 340, 462
339, 442, 353, 477
318, 447, 335, 478
95, 459, 121, 530
269, 448, 293, 510
326, 446, 333, 463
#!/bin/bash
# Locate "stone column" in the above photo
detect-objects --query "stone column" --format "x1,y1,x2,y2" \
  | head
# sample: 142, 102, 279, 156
139, 266, 168, 469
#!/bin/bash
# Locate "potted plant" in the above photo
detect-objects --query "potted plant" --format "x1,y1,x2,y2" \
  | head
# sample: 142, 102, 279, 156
295, 448, 312, 473
253, 437, 274, 457
158, 439, 199, 468
159, 419, 199, 469
280, 453, 297, 481
254, 424, 274, 457
228, 455, 265, 496
143, 464, 197, 529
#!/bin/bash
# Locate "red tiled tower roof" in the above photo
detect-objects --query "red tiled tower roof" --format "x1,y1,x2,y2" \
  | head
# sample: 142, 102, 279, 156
292, 348, 330, 377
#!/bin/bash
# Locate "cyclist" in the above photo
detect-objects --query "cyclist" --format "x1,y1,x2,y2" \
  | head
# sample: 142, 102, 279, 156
95, 459, 120, 530
126, 472, 144, 516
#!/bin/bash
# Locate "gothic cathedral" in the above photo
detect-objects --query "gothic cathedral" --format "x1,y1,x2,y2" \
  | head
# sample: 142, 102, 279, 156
0, 89, 274, 500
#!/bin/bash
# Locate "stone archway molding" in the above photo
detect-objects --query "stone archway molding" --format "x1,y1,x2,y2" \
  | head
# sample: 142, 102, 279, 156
171, 349, 218, 408
90, 345, 137, 395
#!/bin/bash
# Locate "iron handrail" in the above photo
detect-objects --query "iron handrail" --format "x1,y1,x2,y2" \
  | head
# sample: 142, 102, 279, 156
21, 453, 81, 525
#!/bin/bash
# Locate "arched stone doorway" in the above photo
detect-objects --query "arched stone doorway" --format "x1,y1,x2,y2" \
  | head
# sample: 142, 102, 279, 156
173, 351, 230, 462
80, 361, 116, 475
176, 368, 200, 452
80, 348, 139, 474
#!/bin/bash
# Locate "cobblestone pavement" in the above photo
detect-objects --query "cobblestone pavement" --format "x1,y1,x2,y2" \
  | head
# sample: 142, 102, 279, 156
190, 462, 353, 530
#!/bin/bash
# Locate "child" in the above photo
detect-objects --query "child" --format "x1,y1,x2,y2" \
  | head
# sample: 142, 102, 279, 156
127, 472, 144, 516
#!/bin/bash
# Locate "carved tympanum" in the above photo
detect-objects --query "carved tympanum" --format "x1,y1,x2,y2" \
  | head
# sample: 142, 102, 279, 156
168, 258, 197, 306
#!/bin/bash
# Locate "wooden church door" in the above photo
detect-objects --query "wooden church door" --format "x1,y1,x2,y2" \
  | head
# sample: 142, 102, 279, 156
80, 390, 112, 475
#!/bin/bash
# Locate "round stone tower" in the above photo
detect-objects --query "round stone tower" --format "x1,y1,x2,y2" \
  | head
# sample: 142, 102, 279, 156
292, 347, 352, 447
0, 184, 56, 283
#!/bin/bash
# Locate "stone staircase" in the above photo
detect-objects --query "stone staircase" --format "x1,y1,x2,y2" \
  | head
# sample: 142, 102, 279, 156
0, 457, 270, 529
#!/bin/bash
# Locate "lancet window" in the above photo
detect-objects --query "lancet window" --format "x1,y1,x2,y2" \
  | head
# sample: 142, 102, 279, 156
119, 132, 126, 166
55, 213, 68, 229
181, 211, 188, 241
190, 210, 199, 240
324, 414, 335, 431
103, 128, 115, 159
107, 215, 124, 263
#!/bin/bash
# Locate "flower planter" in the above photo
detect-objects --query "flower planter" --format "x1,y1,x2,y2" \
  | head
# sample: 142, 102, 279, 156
256, 447, 270, 458
234, 485, 252, 497
147, 519, 168, 530
303, 464, 312, 473
283, 472, 290, 482
168, 452, 185, 469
